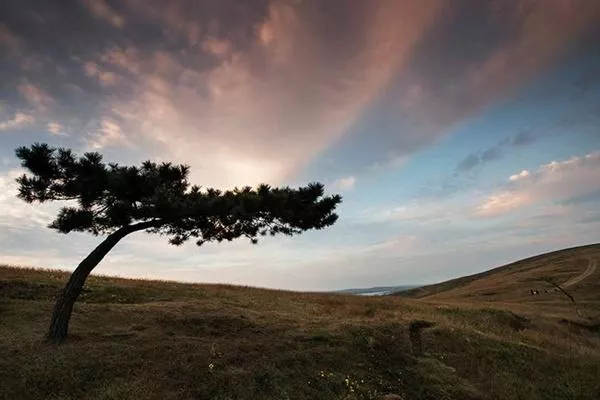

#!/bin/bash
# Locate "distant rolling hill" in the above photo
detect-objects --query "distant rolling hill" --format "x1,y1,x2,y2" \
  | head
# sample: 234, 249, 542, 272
336, 285, 418, 296
394, 243, 600, 306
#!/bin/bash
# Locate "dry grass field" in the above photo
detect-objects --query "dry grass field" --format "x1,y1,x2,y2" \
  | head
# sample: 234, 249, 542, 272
1, 244, 599, 400
397, 243, 600, 319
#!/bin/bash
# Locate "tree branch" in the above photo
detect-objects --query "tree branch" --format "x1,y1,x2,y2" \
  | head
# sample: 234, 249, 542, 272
542, 278, 583, 318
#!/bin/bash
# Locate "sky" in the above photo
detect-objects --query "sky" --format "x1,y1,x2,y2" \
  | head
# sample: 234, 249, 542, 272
0, 0, 599, 291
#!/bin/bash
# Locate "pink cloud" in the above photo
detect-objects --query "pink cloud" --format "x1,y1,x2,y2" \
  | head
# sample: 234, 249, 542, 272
101, 47, 141, 74
201, 37, 232, 57
469, 1, 600, 96
476, 192, 532, 217
394, 0, 600, 145
256, 1, 300, 65
97, 1, 444, 188
0, 112, 34, 131
86, 118, 129, 149
477, 150, 600, 217
0, 23, 21, 51
17, 82, 55, 110
64, 0, 598, 189
82, 0, 125, 28
83, 61, 118, 86
46, 121, 66, 136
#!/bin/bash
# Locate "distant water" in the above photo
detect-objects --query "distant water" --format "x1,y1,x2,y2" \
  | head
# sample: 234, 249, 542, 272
337, 285, 418, 296
357, 291, 390, 296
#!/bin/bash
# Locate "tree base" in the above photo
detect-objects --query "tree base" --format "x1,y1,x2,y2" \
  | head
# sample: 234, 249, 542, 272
47, 291, 77, 344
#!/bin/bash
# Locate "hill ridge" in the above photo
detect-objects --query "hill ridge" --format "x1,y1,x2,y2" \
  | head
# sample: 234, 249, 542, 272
394, 243, 600, 303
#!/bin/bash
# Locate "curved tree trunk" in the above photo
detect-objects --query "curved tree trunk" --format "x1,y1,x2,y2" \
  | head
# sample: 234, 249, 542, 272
47, 221, 160, 343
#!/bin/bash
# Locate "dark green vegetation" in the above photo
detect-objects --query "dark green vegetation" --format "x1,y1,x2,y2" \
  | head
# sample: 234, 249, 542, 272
1, 244, 600, 400
14, 143, 341, 343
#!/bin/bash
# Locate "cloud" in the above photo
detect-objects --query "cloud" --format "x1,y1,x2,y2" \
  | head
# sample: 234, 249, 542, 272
46, 121, 66, 136
476, 192, 532, 217
358, 0, 600, 173
17, 83, 55, 110
0, 0, 599, 292
0, 112, 34, 131
0, 23, 21, 51
510, 131, 536, 146
256, 1, 301, 65
369, 149, 600, 225
454, 131, 538, 173
0, 169, 54, 228
509, 170, 530, 182
121, 0, 203, 47
3, 0, 597, 189
86, 118, 128, 149
452, 0, 600, 118
358, 235, 420, 255
83, 61, 118, 86
481, 146, 502, 162
95, 0, 445, 188
201, 37, 232, 57
456, 154, 480, 172
100, 46, 141, 74
82, 0, 125, 28
477, 150, 600, 217
365, 196, 470, 226
334, 176, 356, 191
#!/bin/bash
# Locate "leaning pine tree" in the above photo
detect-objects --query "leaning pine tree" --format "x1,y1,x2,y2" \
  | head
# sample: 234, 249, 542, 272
15, 143, 342, 343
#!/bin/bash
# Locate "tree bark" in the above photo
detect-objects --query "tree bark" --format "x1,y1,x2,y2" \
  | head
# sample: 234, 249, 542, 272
47, 221, 160, 343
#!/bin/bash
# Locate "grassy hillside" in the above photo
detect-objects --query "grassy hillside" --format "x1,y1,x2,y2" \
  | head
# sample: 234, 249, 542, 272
395, 243, 600, 309
1, 245, 600, 400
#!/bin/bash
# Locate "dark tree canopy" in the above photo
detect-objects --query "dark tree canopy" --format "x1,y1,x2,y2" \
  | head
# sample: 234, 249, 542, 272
16, 143, 341, 343
16, 143, 342, 245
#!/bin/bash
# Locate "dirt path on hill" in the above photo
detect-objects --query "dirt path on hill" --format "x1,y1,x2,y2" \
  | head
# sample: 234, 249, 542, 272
563, 258, 597, 288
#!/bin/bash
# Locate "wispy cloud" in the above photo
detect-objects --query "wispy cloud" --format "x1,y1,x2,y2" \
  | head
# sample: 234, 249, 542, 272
334, 176, 356, 191
476, 192, 532, 217
83, 61, 118, 86
86, 118, 129, 149
455, 131, 538, 173
0, 23, 21, 51
3, 0, 597, 187
365, 1, 600, 167
93, 0, 445, 188
201, 37, 232, 58
0, 112, 34, 131
17, 82, 54, 110
0, 169, 54, 228
46, 121, 66, 136
122, 0, 202, 47
456, 154, 480, 173
477, 150, 600, 217
82, 0, 125, 28
364, 195, 474, 226
509, 170, 530, 182
100, 46, 141, 74
0, 0, 598, 290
